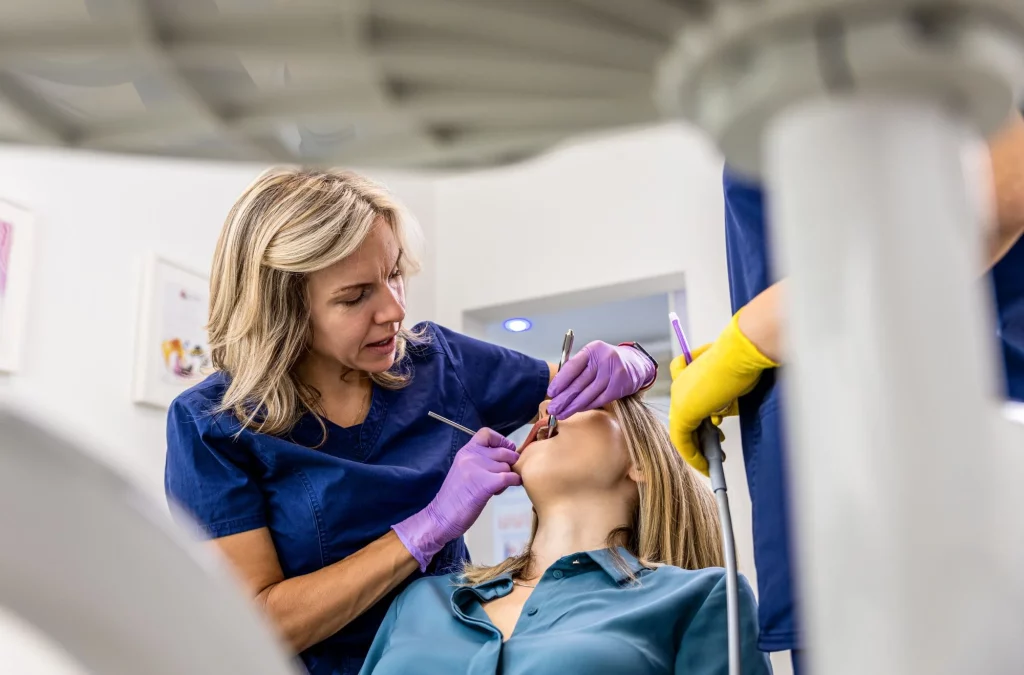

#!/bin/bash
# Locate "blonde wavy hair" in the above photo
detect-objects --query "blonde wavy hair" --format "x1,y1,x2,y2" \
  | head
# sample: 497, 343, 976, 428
208, 166, 424, 438
462, 395, 724, 585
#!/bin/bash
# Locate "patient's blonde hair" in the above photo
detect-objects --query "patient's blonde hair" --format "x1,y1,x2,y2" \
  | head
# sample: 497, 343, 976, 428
462, 396, 723, 584
208, 166, 424, 438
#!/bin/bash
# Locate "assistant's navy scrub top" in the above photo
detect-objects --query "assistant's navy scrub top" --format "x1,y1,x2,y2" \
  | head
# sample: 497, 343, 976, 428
359, 548, 772, 675
165, 322, 550, 675
723, 165, 1024, 653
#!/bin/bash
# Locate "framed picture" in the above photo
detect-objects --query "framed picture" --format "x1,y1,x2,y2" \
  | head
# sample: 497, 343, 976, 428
0, 200, 35, 373
133, 254, 212, 408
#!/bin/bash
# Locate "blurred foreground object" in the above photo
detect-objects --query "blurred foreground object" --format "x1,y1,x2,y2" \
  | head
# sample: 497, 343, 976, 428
657, 2, 1024, 674
0, 406, 301, 675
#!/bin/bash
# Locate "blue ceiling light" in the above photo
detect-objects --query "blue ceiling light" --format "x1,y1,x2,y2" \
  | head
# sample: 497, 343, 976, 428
503, 318, 533, 333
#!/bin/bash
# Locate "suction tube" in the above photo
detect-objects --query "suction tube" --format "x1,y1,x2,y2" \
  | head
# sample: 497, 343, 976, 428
670, 313, 740, 675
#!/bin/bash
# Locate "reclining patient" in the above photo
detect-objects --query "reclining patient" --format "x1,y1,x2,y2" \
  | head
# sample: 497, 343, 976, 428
360, 395, 771, 675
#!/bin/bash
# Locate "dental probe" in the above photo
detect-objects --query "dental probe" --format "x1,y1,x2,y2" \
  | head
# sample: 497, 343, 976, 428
427, 411, 477, 437
670, 313, 741, 675
547, 329, 575, 437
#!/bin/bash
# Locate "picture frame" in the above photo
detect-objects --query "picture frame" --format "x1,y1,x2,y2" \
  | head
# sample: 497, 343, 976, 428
0, 200, 35, 373
132, 254, 212, 408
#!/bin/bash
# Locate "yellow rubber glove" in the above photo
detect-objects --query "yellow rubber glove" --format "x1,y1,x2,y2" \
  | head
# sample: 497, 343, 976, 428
669, 311, 779, 475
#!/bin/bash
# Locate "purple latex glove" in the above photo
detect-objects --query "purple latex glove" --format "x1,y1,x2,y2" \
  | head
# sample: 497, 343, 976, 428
546, 341, 656, 420
393, 428, 521, 571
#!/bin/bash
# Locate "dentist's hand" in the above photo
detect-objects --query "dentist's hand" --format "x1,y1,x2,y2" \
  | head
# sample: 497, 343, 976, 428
669, 312, 777, 475
393, 429, 520, 571
547, 341, 656, 420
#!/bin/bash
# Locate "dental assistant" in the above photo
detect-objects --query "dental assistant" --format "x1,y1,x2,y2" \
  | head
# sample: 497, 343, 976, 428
669, 109, 1024, 675
164, 167, 657, 675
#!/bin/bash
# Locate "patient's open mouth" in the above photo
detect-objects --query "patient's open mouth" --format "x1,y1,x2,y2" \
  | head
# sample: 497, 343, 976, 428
519, 416, 557, 452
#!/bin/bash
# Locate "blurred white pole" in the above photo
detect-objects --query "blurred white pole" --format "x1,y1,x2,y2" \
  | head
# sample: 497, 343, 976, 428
765, 97, 1015, 674
0, 407, 301, 675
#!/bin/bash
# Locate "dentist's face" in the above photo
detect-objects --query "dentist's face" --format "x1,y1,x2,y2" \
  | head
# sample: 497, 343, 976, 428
304, 219, 407, 374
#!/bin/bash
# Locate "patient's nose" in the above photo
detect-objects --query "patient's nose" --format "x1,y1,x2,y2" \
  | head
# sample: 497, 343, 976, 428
539, 400, 550, 418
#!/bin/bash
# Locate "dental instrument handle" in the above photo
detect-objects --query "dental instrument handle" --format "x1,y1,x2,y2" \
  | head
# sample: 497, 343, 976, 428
700, 420, 741, 675
669, 312, 693, 364
548, 330, 575, 436
427, 411, 477, 437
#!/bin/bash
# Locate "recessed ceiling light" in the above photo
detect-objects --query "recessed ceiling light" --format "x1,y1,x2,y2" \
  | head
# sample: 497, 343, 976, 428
503, 318, 532, 333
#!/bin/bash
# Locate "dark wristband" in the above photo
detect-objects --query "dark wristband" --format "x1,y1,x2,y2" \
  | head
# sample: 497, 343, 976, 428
618, 341, 659, 391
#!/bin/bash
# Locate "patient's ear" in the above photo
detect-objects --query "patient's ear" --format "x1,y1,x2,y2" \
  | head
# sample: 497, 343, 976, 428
627, 464, 644, 484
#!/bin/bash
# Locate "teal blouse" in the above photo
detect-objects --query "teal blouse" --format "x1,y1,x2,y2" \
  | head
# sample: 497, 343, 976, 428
359, 548, 772, 675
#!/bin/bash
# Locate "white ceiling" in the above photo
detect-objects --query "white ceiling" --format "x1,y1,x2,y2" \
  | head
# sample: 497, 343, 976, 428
0, 0, 704, 169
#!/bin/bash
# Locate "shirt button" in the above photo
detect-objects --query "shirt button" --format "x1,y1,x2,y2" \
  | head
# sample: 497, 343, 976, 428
527, 608, 538, 616
552, 570, 563, 579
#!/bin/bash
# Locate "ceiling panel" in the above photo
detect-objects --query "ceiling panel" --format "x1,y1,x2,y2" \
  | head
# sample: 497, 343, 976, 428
0, 0, 705, 168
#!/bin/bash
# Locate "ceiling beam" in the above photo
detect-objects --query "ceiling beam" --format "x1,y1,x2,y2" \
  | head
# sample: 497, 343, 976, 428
563, 0, 690, 40
400, 92, 659, 127
0, 22, 141, 62
335, 0, 436, 165
350, 125, 612, 169
375, 43, 652, 94
75, 88, 653, 149
0, 3, 668, 71
0, 71, 74, 144
372, 0, 667, 70
116, 0, 294, 162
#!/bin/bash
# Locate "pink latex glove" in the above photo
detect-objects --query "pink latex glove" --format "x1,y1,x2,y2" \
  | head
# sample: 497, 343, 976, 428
392, 428, 521, 571
546, 341, 656, 420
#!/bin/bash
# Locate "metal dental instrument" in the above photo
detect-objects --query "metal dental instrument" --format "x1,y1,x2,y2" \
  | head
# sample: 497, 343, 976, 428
670, 313, 740, 675
547, 329, 575, 437
427, 411, 477, 437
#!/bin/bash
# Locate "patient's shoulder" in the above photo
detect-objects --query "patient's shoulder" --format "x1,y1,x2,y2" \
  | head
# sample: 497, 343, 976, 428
645, 564, 727, 584
644, 565, 756, 603
398, 573, 463, 604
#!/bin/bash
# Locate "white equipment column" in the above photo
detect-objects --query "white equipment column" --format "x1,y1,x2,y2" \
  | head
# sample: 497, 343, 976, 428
659, 2, 1024, 673
768, 95, 1016, 674
0, 407, 301, 675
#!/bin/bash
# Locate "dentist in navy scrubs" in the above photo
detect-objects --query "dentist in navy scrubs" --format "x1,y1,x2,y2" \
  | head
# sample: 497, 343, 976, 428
670, 110, 1024, 674
165, 167, 657, 675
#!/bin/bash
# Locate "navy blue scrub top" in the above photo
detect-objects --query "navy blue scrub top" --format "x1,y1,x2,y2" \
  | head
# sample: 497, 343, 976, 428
359, 548, 771, 675
165, 322, 550, 675
723, 166, 1024, 653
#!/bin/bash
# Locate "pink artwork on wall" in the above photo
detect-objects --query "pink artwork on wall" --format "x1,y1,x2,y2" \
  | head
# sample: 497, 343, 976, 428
0, 219, 12, 297
0, 201, 34, 372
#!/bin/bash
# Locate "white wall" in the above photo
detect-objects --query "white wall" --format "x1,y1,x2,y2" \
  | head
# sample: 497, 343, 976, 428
433, 123, 733, 344
0, 148, 257, 500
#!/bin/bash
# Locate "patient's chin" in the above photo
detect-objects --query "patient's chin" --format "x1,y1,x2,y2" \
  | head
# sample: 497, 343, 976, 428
515, 456, 552, 495
517, 457, 583, 502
